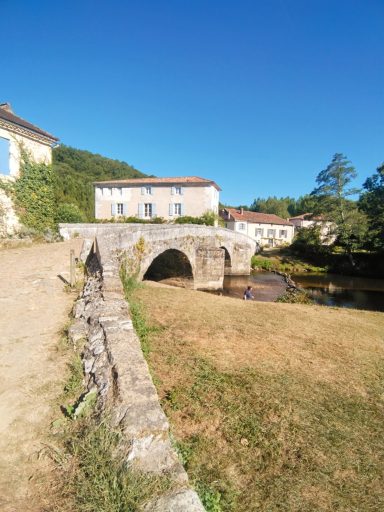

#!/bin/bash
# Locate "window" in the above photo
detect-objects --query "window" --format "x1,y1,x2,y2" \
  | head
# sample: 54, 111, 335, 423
255, 228, 264, 237
0, 137, 10, 175
174, 203, 181, 215
117, 203, 124, 215
175, 186, 182, 195
145, 186, 152, 195
144, 203, 153, 217
267, 229, 276, 238
279, 229, 287, 238
238, 223, 246, 231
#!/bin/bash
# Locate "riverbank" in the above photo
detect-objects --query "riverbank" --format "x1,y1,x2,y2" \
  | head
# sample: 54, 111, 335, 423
133, 282, 384, 512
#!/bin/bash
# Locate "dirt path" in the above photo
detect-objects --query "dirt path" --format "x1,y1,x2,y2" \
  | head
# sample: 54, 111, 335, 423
0, 240, 82, 511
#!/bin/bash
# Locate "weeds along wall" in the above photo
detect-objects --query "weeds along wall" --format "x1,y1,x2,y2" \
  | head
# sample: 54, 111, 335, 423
67, 244, 205, 511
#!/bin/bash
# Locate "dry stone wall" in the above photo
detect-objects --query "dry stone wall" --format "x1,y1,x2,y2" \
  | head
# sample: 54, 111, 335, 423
69, 249, 205, 511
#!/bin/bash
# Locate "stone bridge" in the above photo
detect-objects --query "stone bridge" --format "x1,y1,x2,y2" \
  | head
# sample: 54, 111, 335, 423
59, 223, 257, 290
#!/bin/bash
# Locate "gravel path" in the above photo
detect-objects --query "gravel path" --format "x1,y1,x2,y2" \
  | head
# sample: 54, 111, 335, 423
0, 240, 81, 511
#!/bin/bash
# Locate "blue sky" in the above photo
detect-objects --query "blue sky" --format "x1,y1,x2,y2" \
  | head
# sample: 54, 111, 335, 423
2, 0, 383, 205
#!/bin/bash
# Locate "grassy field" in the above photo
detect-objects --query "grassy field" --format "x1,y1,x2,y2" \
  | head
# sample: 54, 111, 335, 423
131, 283, 384, 512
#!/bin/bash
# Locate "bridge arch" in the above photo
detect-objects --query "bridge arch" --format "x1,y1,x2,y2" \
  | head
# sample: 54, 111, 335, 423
143, 248, 194, 283
220, 246, 232, 271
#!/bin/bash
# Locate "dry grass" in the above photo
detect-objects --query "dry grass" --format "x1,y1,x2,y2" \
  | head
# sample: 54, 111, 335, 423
133, 282, 384, 511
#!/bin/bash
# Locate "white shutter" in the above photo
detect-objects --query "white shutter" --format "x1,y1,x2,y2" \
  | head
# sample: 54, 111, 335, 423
169, 203, 173, 216
138, 203, 144, 218
180, 187, 184, 195
111, 204, 116, 216
152, 204, 157, 217
171, 187, 175, 195
123, 203, 128, 216
180, 203, 185, 216
141, 187, 145, 195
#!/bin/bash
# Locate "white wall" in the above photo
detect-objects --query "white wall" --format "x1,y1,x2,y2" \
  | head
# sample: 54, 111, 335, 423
95, 183, 219, 220
0, 126, 53, 178
224, 219, 294, 246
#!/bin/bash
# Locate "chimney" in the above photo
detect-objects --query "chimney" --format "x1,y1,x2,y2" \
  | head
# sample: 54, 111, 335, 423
240, 207, 244, 215
0, 103, 13, 113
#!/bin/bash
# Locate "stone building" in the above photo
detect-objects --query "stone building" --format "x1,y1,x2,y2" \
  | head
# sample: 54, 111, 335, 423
94, 176, 220, 221
0, 102, 58, 178
220, 207, 295, 247
0, 103, 58, 236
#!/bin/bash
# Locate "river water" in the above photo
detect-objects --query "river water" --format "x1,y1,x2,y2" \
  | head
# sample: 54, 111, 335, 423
292, 273, 384, 312
220, 272, 384, 312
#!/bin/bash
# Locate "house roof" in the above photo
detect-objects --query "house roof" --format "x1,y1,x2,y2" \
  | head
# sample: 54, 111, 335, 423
0, 103, 58, 141
289, 213, 326, 221
222, 208, 293, 226
94, 176, 221, 191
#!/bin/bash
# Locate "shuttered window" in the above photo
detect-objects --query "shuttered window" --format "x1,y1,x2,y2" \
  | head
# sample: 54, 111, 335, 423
0, 137, 10, 175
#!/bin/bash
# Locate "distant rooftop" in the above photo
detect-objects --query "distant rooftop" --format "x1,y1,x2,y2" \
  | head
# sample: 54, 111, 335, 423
94, 176, 221, 191
222, 208, 293, 226
289, 213, 325, 221
0, 102, 58, 141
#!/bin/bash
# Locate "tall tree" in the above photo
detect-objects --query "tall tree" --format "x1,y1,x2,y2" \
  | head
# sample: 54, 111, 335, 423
250, 196, 296, 218
359, 163, 384, 251
311, 153, 364, 257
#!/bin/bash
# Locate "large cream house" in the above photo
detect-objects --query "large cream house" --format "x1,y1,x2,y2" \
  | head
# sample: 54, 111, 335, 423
0, 103, 58, 178
221, 208, 295, 247
94, 176, 220, 220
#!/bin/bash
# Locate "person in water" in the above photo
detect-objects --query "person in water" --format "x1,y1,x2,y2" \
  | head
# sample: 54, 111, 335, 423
243, 285, 254, 300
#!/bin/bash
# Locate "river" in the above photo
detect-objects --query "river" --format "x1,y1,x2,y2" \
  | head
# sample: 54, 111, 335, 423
220, 272, 384, 312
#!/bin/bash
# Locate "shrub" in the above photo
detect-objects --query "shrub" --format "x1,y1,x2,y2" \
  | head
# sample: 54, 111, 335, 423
56, 202, 85, 223
276, 289, 314, 304
174, 211, 217, 226
13, 151, 57, 232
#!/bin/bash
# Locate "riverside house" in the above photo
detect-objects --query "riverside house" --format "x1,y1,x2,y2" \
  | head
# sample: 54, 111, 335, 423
0, 103, 58, 177
221, 208, 295, 247
289, 213, 336, 244
94, 176, 221, 221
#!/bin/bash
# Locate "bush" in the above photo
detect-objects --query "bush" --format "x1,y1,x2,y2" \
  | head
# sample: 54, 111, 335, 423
13, 151, 57, 232
291, 226, 330, 260
56, 202, 85, 223
276, 289, 314, 304
174, 211, 217, 226
251, 255, 274, 271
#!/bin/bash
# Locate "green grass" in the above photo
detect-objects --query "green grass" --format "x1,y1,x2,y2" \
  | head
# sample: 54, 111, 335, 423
160, 357, 384, 511
251, 253, 326, 273
51, 320, 171, 511
131, 284, 384, 512
53, 417, 172, 512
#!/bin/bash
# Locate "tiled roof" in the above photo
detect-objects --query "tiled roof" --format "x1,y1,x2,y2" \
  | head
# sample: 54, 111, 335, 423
289, 213, 326, 221
222, 208, 293, 226
94, 176, 221, 191
0, 104, 58, 141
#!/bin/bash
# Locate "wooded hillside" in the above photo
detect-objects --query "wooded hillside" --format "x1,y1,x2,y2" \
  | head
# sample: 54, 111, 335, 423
53, 145, 148, 220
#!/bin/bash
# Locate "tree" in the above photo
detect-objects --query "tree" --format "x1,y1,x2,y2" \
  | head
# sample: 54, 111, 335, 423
250, 196, 296, 218
359, 163, 384, 251
311, 153, 363, 257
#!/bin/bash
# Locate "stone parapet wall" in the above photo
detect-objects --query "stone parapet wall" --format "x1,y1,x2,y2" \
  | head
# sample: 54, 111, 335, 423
69, 250, 205, 511
59, 223, 256, 288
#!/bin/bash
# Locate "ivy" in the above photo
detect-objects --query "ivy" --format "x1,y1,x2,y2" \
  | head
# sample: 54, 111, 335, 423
13, 151, 57, 232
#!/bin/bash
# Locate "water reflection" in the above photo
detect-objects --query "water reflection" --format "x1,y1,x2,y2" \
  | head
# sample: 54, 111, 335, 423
220, 272, 286, 302
219, 272, 384, 312
292, 273, 384, 312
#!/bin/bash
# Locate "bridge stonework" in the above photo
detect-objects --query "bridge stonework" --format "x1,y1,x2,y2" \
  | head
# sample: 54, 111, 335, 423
59, 223, 257, 290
